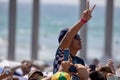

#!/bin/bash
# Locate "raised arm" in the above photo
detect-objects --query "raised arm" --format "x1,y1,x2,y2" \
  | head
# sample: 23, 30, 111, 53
59, 2, 96, 49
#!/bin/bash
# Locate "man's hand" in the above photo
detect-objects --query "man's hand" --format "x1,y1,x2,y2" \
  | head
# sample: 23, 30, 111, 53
82, 1, 96, 22
58, 61, 73, 73
106, 59, 115, 74
75, 64, 89, 80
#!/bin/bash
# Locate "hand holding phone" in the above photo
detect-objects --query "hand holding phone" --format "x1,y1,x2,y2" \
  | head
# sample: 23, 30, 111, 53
63, 50, 77, 73
3, 66, 11, 75
89, 65, 96, 71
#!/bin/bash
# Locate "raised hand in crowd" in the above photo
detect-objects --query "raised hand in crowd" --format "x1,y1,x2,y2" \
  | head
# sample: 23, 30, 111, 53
106, 59, 115, 74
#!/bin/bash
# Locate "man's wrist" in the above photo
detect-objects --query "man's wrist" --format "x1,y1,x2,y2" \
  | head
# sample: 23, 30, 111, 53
80, 18, 87, 24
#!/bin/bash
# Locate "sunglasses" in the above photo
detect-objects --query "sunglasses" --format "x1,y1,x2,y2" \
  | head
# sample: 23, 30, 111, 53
74, 34, 80, 40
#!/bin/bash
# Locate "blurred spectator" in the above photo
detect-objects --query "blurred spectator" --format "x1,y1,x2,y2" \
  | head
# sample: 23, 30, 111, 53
98, 66, 113, 80
116, 64, 120, 76
92, 58, 100, 67
106, 59, 115, 74
89, 71, 105, 80
11, 60, 44, 76
99, 66, 112, 74
0, 66, 19, 80
28, 70, 44, 80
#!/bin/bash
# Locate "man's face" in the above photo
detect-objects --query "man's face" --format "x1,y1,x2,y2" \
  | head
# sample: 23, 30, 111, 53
22, 61, 32, 74
71, 35, 82, 50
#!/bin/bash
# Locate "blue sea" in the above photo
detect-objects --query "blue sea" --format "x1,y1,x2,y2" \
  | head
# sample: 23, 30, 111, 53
0, 2, 120, 64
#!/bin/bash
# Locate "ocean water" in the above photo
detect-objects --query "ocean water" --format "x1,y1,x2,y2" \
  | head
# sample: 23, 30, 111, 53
0, 2, 120, 63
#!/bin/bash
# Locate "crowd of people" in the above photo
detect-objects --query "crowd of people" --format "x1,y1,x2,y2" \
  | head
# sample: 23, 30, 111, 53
0, 1, 120, 80
0, 58, 120, 80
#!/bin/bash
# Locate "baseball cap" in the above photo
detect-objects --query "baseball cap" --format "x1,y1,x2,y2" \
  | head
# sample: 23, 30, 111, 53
58, 28, 80, 43
51, 72, 71, 80
28, 70, 43, 79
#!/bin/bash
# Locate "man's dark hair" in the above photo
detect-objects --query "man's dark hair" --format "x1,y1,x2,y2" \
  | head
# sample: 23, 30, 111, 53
58, 28, 69, 43
58, 28, 80, 43
89, 71, 105, 80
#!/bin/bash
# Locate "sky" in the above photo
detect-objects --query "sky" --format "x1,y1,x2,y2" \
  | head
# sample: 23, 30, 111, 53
0, 0, 120, 7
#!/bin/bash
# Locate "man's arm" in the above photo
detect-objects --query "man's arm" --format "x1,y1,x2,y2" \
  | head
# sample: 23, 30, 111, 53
59, 2, 96, 49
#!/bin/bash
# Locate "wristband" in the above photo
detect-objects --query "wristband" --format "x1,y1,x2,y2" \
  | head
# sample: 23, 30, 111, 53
80, 18, 87, 23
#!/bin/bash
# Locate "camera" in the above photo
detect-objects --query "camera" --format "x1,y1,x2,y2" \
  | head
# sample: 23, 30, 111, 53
69, 65, 77, 73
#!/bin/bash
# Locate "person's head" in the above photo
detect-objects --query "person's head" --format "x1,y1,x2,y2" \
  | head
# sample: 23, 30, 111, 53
58, 28, 82, 50
99, 66, 112, 74
89, 71, 105, 80
21, 60, 32, 75
51, 72, 71, 80
117, 64, 120, 68
28, 70, 43, 80
98, 66, 113, 80
92, 58, 99, 66
116, 64, 120, 76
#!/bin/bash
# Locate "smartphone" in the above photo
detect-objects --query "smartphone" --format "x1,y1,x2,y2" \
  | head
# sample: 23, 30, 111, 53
64, 49, 70, 61
63, 49, 77, 73
89, 65, 96, 71
107, 75, 120, 80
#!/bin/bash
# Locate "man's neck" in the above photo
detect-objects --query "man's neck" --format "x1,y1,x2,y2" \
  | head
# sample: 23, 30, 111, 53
70, 48, 78, 56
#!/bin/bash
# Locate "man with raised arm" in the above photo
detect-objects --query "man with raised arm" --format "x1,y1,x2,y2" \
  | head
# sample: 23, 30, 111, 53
53, 2, 96, 73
